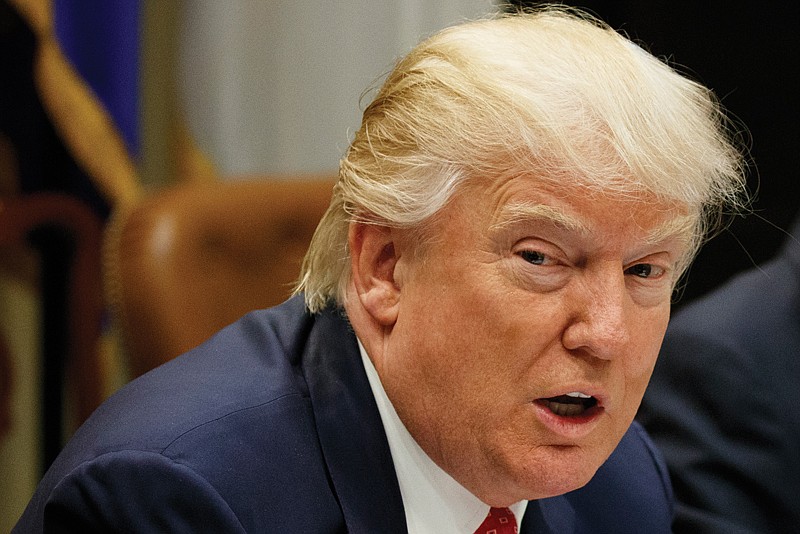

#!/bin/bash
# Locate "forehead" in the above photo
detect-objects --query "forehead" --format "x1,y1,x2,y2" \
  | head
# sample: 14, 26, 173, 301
459, 173, 697, 246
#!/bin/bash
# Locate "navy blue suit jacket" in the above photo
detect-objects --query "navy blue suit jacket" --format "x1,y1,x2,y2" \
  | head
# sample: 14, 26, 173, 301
638, 217, 800, 533
15, 297, 673, 533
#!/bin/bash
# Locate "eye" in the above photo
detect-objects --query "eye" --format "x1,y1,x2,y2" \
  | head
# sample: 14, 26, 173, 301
625, 263, 663, 279
519, 250, 547, 265
512, 247, 569, 291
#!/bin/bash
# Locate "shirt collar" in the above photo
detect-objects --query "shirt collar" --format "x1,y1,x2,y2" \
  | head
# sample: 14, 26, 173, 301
358, 340, 527, 533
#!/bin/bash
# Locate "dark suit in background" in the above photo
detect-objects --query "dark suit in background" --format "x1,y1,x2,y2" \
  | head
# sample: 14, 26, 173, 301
15, 296, 673, 533
638, 216, 800, 533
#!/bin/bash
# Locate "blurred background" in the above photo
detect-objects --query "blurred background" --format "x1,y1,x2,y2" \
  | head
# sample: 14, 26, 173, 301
1, 0, 797, 529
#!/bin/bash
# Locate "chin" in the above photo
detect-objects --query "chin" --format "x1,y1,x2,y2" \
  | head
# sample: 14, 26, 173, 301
558, 467, 598, 495
537, 468, 597, 500
513, 447, 607, 501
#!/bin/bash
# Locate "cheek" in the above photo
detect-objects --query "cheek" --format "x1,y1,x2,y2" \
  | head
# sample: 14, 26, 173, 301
617, 314, 669, 423
395, 255, 566, 401
627, 308, 670, 377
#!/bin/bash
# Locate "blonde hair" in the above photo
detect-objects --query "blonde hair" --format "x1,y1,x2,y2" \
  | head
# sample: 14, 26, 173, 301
296, 5, 747, 313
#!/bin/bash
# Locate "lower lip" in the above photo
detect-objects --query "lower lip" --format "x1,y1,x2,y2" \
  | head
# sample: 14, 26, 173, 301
531, 400, 604, 440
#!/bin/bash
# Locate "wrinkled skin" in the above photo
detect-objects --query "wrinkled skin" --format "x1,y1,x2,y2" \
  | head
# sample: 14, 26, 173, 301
347, 175, 690, 506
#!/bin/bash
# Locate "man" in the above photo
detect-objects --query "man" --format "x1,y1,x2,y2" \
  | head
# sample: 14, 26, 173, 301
15, 7, 745, 533
637, 213, 800, 533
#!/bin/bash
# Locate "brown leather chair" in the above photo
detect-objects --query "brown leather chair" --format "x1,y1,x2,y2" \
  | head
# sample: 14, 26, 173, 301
104, 178, 335, 379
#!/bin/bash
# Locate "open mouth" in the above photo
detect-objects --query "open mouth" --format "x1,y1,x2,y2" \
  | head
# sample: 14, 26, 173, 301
537, 392, 598, 417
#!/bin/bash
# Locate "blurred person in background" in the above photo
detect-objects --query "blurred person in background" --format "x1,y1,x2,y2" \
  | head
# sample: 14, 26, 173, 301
638, 213, 800, 533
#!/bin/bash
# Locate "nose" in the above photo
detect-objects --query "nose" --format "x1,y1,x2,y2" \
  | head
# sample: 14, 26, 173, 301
561, 268, 631, 360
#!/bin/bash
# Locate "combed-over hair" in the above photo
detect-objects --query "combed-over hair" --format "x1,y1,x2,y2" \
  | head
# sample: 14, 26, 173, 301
296, 5, 747, 313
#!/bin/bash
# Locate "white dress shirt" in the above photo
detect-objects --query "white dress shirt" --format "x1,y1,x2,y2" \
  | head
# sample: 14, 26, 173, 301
358, 341, 527, 533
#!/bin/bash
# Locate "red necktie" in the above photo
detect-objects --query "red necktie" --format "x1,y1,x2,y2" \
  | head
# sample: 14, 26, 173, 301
474, 507, 518, 534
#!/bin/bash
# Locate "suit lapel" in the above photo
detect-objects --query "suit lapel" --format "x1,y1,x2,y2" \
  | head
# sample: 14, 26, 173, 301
302, 307, 408, 534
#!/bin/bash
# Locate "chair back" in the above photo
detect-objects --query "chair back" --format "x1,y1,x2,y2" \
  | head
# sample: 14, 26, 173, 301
0, 193, 104, 464
104, 178, 335, 377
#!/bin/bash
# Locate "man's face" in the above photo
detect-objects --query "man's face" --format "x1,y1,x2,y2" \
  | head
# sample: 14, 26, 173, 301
374, 174, 690, 505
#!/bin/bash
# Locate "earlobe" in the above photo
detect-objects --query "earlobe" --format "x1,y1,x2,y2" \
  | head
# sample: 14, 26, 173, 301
349, 222, 401, 326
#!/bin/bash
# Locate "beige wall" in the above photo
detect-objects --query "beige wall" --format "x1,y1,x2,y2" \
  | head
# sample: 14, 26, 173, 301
179, 0, 497, 176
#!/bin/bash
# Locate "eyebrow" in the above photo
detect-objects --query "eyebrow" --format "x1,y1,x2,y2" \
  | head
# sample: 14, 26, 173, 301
491, 202, 589, 233
492, 202, 697, 246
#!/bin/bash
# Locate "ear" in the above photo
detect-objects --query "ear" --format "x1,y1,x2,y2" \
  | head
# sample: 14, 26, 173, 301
349, 222, 401, 326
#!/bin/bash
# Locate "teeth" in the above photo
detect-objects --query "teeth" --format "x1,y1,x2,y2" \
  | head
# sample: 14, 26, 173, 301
566, 391, 591, 399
